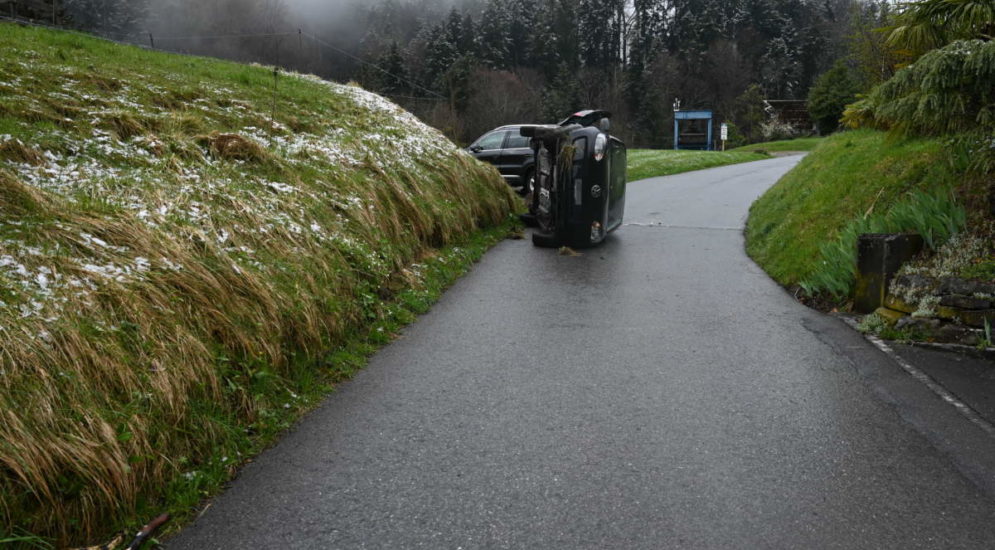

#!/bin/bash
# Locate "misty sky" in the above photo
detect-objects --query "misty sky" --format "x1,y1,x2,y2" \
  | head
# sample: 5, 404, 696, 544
284, 0, 466, 29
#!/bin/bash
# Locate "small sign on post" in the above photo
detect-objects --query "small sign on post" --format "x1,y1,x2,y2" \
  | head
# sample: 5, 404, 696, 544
720, 123, 728, 151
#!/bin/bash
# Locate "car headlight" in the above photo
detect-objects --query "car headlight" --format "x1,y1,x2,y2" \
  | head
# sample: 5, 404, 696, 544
593, 133, 607, 162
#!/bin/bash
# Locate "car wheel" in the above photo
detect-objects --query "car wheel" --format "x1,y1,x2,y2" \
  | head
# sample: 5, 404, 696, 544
519, 169, 535, 197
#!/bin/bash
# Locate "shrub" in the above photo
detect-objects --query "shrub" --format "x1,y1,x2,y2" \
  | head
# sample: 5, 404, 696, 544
760, 117, 803, 141
807, 61, 860, 135
720, 121, 746, 149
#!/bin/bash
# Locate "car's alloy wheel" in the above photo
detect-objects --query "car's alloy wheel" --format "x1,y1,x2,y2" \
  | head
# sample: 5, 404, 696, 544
519, 170, 535, 198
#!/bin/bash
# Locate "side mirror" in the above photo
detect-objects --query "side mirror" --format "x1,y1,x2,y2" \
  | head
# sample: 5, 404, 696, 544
469, 145, 482, 153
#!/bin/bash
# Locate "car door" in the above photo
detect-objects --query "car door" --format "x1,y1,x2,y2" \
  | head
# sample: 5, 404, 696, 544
469, 130, 509, 168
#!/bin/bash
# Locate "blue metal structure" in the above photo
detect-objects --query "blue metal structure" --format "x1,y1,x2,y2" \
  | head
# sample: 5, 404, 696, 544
673, 110, 713, 151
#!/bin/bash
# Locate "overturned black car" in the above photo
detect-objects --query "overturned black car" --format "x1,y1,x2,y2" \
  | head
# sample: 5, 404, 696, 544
521, 110, 627, 248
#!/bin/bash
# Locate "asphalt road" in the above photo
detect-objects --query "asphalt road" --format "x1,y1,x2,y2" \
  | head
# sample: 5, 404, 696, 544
169, 157, 995, 549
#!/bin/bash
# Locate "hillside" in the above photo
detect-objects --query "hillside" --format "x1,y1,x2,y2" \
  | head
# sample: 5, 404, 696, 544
746, 130, 987, 301
0, 23, 516, 546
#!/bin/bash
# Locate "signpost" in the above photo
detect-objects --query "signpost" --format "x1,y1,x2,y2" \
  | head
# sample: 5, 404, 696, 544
720, 123, 728, 151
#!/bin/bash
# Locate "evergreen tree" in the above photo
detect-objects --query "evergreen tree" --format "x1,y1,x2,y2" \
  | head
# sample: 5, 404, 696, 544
375, 41, 410, 95
549, 0, 581, 71
848, 1, 902, 90
758, 32, 802, 98
477, 0, 512, 69
541, 61, 583, 120
529, 0, 562, 79
807, 60, 859, 134
10, 0, 65, 23
63, 0, 148, 36
445, 7, 465, 54
506, 0, 537, 67
460, 12, 478, 55
734, 83, 769, 143
578, 0, 624, 71
627, 0, 669, 141
442, 55, 478, 114
577, 0, 606, 68
672, 0, 731, 58
424, 23, 458, 90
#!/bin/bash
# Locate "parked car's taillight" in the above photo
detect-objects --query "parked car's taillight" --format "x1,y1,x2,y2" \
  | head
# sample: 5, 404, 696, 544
594, 133, 607, 162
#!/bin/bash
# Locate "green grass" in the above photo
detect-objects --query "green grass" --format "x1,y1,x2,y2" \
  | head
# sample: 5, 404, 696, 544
729, 136, 825, 153
745, 130, 976, 301
0, 22, 518, 547
626, 149, 769, 181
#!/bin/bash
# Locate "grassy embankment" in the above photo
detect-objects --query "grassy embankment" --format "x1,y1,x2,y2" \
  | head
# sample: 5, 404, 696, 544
626, 148, 768, 182
0, 23, 518, 547
745, 130, 988, 301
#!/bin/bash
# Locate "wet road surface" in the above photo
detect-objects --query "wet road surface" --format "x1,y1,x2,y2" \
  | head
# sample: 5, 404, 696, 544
169, 157, 995, 549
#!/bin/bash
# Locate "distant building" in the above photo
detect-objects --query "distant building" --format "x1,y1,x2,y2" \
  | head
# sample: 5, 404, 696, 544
764, 99, 812, 131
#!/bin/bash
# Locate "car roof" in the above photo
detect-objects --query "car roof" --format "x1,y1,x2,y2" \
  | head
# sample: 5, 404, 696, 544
494, 124, 539, 131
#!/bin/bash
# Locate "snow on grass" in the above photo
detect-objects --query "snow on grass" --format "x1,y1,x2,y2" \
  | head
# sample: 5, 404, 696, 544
0, 66, 469, 323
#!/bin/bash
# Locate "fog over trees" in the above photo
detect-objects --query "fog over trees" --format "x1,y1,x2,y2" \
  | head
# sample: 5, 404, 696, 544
10, 0, 898, 146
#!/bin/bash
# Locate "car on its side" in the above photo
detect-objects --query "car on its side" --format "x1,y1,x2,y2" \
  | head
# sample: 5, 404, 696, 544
466, 125, 537, 195
522, 110, 627, 248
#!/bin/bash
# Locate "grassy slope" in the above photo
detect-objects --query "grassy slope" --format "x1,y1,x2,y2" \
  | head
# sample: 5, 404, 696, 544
745, 130, 976, 296
729, 136, 824, 153
627, 149, 768, 181
0, 23, 517, 546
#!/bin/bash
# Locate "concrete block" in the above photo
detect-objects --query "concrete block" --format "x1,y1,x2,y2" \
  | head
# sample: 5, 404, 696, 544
854, 233, 925, 313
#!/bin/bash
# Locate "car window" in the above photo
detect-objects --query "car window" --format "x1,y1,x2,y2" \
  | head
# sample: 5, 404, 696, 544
572, 137, 587, 160
505, 133, 530, 149
475, 131, 508, 150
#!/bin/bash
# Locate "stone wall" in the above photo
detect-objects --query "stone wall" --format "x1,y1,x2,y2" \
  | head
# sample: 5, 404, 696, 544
879, 274, 995, 345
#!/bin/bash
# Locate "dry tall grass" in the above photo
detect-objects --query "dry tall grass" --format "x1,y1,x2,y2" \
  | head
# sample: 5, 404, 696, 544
0, 23, 517, 545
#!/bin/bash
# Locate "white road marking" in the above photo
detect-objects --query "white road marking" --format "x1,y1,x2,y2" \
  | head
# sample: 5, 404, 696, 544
843, 317, 995, 439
